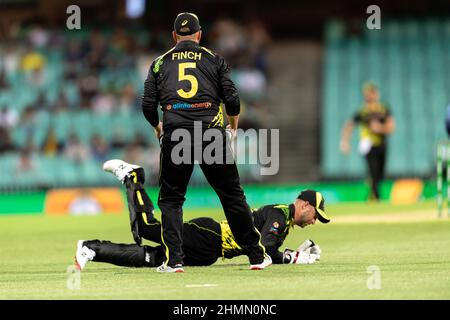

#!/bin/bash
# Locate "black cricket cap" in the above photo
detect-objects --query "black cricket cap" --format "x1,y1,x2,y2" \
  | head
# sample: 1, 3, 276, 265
297, 190, 330, 223
174, 12, 201, 36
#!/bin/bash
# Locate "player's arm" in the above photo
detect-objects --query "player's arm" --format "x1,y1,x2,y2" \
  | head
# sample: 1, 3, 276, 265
259, 208, 320, 265
259, 212, 288, 264
340, 113, 360, 154
218, 56, 240, 131
227, 115, 239, 131
142, 62, 162, 137
370, 111, 395, 135
383, 115, 395, 134
340, 121, 354, 154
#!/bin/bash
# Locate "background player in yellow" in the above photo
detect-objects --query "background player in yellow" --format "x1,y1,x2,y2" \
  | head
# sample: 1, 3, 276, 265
340, 82, 395, 201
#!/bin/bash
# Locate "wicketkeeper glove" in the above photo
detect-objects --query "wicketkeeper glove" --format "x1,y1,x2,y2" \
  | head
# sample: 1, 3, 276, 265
283, 249, 318, 264
308, 244, 321, 261
297, 240, 322, 261
296, 239, 315, 252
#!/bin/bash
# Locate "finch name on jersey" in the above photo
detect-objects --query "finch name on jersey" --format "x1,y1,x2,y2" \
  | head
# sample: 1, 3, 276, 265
172, 51, 202, 61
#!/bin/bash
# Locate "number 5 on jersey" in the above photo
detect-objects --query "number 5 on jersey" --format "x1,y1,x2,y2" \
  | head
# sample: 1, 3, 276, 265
177, 62, 198, 99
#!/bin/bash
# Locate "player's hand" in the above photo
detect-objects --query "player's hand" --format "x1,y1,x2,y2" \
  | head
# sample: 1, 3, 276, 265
154, 122, 163, 140
284, 250, 318, 264
225, 125, 237, 158
225, 124, 237, 142
369, 120, 384, 134
296, 239, 315, 253
294, 240, 321, 261
308, 244, 321, 261
340, 139, 351, 154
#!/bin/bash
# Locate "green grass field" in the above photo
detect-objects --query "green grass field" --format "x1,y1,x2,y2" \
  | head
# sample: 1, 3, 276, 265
1, 200, 449, 300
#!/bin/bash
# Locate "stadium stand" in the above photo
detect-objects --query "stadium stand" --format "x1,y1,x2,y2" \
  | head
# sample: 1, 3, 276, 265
0, 23, 267, 191
322, 19, 450, 179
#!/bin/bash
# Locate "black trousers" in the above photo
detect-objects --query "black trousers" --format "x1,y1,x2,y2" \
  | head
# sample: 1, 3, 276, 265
84, 240, 164, 268
85, 170, 223, 267
365, 145, 386, 200
158, 129, 265, 266
85, 218, 222, 268
180, 217, 222, 266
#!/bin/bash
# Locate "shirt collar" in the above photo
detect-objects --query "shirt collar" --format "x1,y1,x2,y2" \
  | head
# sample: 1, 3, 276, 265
175, 40, 199, 49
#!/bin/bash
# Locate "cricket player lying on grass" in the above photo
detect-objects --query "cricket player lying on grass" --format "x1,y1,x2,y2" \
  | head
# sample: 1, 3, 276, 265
74, 160, 330, 271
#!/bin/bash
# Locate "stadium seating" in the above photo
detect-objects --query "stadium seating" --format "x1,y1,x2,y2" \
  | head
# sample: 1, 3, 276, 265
0, 27, 262, 190
322, 19, 450, 179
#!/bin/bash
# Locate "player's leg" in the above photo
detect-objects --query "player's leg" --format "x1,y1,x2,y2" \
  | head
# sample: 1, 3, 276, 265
365, 147, 380, 200
373, 145, 386, 200
199, 135, 267, 267
75, 240, 164, 269
157, 135, 194, 270
103, 159, 161, 244
378, 145, 387, 182
124, 168, 162, 243
182, 217, 223, 266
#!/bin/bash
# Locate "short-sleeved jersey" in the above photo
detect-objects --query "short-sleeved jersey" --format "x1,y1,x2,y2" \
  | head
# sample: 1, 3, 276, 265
353, 102, 391, 147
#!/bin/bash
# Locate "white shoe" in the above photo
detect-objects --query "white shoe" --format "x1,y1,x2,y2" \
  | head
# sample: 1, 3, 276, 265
103, 159, 141, 183
249, 254, 272, 270
74, 240, 96, 270
156, 263, 184, 273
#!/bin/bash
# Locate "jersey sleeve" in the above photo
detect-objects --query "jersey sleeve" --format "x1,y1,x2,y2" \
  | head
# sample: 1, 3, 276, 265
217, 56, 241, 116
141, 62, 160, 127
259, 210, 288, 264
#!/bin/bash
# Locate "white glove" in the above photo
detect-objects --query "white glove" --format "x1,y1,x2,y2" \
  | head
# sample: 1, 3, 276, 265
308, 244, 322, 261
295, 240, 321, 261
296, 240, 315, 252
284, 250, 318, 264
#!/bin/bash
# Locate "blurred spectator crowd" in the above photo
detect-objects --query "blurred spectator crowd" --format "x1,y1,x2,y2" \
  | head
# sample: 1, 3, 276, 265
0, 19, 271, 189
208, 18, 271, 128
